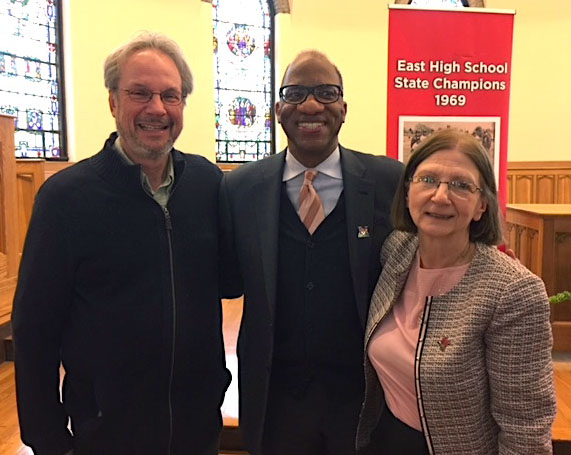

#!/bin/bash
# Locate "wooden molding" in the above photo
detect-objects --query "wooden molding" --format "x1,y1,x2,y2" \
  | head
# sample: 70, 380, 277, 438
509, 161, 571, 170
217, 163, 241, 173
0, 115, 19, 279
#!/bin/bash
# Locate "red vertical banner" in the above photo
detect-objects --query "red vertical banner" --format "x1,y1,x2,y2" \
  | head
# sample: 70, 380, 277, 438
386, 5, 515, 211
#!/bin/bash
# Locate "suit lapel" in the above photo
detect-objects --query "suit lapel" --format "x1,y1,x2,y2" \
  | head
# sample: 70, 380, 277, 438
255, 152, 286, 323
341, 146, 377, 329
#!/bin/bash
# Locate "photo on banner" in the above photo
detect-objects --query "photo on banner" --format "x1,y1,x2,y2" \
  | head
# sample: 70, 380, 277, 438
398, 115, 500, 187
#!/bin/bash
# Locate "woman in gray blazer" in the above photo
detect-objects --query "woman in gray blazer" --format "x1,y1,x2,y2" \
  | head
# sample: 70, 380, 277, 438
357, 129, 556, 454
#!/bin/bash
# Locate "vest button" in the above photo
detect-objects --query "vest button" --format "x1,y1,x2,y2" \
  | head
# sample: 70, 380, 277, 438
306, 282, 314, 290
307, 240, 314, 248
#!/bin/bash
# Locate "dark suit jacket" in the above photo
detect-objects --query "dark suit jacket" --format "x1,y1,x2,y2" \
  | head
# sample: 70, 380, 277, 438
219, 146, 403, 454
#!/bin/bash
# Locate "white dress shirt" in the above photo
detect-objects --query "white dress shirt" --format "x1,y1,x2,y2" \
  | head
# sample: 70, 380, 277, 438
282, 147, 344, 217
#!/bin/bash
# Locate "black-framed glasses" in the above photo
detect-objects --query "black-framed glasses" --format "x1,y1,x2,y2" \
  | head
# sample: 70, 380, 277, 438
279, 84, 343, 105
120, 88, 183, 106
409, 175, 482, 198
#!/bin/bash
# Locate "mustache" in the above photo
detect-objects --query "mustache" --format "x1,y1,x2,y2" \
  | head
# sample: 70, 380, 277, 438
136, 117, 171, 126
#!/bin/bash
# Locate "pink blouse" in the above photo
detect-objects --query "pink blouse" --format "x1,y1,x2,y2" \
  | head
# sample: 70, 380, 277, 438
367, 252, 469, 431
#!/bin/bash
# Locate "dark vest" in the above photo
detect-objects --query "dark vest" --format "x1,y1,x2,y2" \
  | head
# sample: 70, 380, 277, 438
272, 185, 363, 388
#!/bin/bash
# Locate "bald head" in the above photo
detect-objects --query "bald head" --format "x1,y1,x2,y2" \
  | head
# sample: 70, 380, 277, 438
281, 50, 343, 88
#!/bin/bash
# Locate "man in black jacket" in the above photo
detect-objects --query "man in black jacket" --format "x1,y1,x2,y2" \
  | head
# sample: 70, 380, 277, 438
12, 32, 230, 455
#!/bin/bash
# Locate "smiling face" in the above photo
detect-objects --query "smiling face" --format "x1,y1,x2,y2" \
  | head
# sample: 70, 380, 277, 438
407, 148, 488, 248
109, 49, 184, 163
276, 55, 347, 168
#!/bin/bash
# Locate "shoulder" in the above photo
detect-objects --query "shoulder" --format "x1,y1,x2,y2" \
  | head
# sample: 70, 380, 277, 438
174, 150, 222, 179
474, 245, 544, 287
37, 158, 94, 200
385, 230, 415, 248
469, 245, 549, 308
224, 151, 285, 185
381, 230, 417, 266
24, 159, 101, 227
340, 146, 404, 174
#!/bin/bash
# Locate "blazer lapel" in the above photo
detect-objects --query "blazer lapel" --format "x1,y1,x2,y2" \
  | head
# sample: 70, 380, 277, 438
365, 233, 417, 344
340, 146, 377, 328
255, 152, 286, 323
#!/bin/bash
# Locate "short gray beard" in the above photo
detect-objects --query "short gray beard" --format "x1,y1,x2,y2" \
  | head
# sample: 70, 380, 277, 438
130, 139, 173, 161
116, 121, 174, 162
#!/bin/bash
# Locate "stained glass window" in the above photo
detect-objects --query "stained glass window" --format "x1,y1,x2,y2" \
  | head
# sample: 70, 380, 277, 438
213, 0, 274, 162
0, 0, 66, 159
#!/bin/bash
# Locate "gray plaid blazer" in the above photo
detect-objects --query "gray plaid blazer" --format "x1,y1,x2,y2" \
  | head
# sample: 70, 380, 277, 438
356, 231, 556, 455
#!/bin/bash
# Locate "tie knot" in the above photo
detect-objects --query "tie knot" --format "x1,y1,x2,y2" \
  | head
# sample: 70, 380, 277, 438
303, 169, 318, 184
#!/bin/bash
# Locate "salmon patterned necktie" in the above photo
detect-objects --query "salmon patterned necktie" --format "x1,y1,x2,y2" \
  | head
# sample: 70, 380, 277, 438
298, 170, 325, 234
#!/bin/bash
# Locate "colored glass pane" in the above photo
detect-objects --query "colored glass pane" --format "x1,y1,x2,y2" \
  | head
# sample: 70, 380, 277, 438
213, 0, 273, 162
0, 0, 66, 159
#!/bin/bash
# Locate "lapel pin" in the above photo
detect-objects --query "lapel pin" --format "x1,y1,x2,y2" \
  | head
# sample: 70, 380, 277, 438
357, 226, 370, 238
437, 336, 451, 352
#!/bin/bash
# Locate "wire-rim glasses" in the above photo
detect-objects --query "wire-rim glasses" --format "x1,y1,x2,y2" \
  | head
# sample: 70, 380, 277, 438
279, 84, 343, 105
120, 88, 183, 106
409, 175, 482, 198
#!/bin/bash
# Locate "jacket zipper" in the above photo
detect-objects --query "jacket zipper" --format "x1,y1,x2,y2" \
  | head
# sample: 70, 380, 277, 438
164, 206, 176, 455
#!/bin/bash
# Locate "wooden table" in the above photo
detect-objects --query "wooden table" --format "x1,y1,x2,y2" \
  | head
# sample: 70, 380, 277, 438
506, 204, 571, 296
507, 204, 571, 352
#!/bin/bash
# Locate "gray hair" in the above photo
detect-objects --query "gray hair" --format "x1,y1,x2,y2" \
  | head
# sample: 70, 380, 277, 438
104, 31, 193, 98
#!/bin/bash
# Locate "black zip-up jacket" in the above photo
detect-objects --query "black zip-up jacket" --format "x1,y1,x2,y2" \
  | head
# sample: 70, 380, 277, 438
12, 133, 230, 455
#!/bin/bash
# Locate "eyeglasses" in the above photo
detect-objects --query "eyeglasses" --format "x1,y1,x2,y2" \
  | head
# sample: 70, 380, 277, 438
120, 88, 183, 106
279, 84, 343, 105
409, 175, 482, 198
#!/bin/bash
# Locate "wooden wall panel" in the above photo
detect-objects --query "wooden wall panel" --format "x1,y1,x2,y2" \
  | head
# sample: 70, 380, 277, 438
44, 160, 73, 181
558, 175, 571, 203
0, 115, 18, 281
0, 278, 16, 327
555, 232, 571, 297
536, 174, 556, 203
0, 254, 7, 281
510, 174, 533, 203
507, 161, 571, 204
15, 160, 45, 252
506, 219, 542, 277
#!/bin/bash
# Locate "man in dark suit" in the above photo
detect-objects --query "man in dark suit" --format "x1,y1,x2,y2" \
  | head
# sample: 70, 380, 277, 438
220, 50, 403, 455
